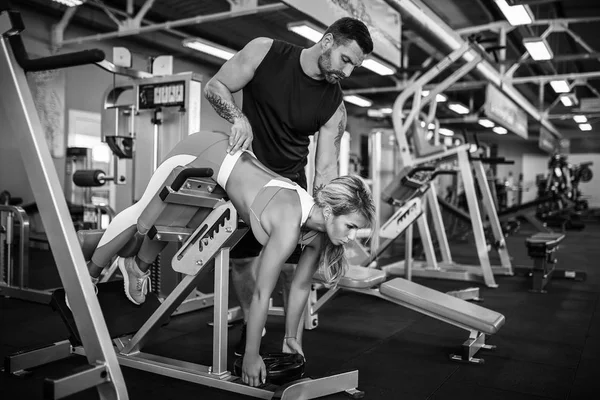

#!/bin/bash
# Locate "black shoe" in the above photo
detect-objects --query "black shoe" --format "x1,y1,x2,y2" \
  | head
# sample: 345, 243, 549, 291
234, 323, 247, 357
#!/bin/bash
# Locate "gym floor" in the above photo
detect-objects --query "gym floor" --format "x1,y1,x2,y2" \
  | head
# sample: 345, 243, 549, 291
1, 221, 599, 400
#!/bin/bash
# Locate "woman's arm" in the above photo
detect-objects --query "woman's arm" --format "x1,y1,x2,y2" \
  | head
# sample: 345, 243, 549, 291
245, 230, 297, 355
284, 235, 323, 344
242, 225, 298, 387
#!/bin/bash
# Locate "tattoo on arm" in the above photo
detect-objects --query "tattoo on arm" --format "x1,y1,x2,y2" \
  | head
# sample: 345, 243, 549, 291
313, 183, 325, 195
205, 91, 245, 124
334, 102, 347, 159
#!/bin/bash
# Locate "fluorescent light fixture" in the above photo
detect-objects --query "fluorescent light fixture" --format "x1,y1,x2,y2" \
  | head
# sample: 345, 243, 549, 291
559, 93, 578, 107
362, 58, 395, 76
523, 37, 553, 61
550, 80, 570, 94
182, 38, 235, 60
367, 108, 393, 118
494, 0, 534, 26
344, 95, 373, 108
287, 21, 324, 43
52, 0, 84, 6
367, 109, 384, 118
493, 126, 508, 135
579, 123, 592, 131
438, 128, 454, 136
448, 102, 470, 115
478, 118, 495, 128
573, 115, 588, 123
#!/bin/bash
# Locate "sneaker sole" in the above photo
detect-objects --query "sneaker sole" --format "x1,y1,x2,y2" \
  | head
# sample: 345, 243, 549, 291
117, 257, 143, 305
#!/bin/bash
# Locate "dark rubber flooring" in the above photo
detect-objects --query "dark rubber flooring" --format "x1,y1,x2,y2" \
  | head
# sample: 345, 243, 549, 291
1, 221, 599, 399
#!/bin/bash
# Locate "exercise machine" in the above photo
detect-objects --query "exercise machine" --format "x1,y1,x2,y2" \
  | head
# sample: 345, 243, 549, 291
6, 163, 366, 399
1, 1, 128, 398
536, 154, 593, 230
366, 41, 513, 288
0, 195, 55, 303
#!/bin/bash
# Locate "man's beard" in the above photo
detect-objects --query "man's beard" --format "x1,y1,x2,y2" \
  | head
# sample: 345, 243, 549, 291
318, 49, 345, 84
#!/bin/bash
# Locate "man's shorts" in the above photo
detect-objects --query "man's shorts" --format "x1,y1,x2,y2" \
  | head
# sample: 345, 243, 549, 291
230, 170, 307, 264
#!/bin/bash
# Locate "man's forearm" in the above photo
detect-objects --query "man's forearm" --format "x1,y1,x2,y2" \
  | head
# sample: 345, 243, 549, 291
313, 102, 346, 193
313, 164, 337, 194
204, 80, 246, 124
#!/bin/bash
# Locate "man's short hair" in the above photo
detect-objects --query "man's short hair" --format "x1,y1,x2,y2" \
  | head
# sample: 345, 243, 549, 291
323, 17, 374, 55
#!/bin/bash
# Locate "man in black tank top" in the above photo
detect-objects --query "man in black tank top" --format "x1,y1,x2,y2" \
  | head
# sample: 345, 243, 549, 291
204, 17, 373, 357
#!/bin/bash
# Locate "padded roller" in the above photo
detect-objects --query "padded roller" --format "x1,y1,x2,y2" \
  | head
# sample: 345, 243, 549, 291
73, 169, 106, 187
171, 167, 214, 191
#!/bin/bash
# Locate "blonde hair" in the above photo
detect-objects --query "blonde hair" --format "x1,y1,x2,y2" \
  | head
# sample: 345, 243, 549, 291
314, 175, 375, 287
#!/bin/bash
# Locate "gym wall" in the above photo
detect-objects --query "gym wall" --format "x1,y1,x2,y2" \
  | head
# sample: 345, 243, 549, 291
0, 6, 238, 213
495, 139, 545, 186
521, 153, 548, 204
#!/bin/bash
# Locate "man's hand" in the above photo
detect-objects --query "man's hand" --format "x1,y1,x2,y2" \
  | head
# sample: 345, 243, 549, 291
282, 337, 305, 358
229, 116, 254, 154
242, 353, 267, 387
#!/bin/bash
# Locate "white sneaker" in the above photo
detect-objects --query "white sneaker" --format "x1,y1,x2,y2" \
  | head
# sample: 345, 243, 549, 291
65, 276, 99, 311
117, 257, 151, 305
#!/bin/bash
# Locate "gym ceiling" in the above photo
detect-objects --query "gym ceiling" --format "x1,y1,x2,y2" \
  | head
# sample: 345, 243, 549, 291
21, 0, 600, 142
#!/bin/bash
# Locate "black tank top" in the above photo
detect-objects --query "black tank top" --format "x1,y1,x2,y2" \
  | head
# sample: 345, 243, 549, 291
242, 40, 343, 183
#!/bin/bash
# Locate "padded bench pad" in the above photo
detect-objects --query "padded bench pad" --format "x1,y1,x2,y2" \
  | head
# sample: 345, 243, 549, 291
526, 233, 565, 249
314, 265, 387, 289
380, 278, 505, 335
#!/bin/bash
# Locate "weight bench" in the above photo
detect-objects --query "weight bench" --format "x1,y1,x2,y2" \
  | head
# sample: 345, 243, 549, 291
310, 265, 504, 364
6, 166, 364, 399
514, 232, 586, 293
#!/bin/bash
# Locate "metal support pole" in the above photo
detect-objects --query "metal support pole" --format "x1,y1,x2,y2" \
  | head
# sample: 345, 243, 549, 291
426, 184, 452, 263
370, 131, 382, 252
213, 249, 229, 375
0, 12, 127, 400
498, 26, 507, 75
416, 213, 437, 270
404, 224, 413, 280
457, 150, 497, 287
51, 6, 77, 49
472, 160, 513, 273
